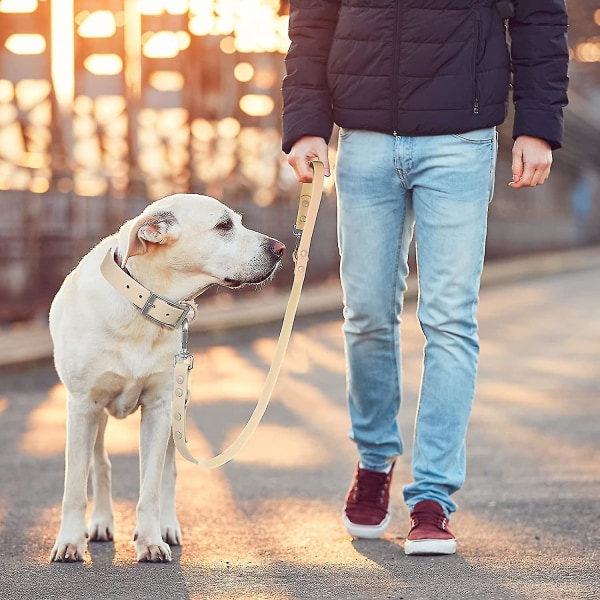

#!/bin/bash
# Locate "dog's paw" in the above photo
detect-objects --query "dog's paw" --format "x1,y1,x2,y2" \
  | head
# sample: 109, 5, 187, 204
87, 514, 115, 542
135, 538, 172, 563
161, 518, 182, 546
50, 540, 85, 562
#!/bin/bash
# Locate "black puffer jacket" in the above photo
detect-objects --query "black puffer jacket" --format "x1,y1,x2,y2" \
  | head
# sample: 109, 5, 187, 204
282, 0, 569, 152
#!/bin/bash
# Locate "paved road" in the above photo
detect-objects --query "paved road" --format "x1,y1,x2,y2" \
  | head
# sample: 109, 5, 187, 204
0, 266, 599, 599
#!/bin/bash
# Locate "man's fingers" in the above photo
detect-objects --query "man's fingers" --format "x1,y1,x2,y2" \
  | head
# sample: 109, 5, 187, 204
287, 136, 330, 183
520, 164, 536, 187
509, 136, 553, 189
509, 160, 552, 188
289, 155, 330, 183
289, 154, 315, 182
511, 147, 524, 185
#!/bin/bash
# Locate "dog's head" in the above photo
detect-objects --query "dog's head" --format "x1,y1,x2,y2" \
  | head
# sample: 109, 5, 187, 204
116, 194, 285, 299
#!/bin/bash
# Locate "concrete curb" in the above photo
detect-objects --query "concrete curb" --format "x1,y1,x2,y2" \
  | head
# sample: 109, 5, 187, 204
1, 246, 599, 369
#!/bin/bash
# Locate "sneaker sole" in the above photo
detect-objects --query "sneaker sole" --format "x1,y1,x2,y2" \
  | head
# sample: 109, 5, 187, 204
404, 538, 457, 555
342, 511, 391, 539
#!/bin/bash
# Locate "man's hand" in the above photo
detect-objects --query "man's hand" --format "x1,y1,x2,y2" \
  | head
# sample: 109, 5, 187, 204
288, 136, 330, 183
509, 136, 553, 189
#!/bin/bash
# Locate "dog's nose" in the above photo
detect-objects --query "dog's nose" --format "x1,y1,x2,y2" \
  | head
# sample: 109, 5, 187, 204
270, 240, 285, 258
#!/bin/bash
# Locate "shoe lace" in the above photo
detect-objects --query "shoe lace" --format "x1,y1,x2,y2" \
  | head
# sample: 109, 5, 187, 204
349, 470, 390, 506
410, 505, 448, 531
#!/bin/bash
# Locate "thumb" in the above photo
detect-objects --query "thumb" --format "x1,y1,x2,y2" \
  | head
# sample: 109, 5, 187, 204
314, 155, 331, 178
511, 144, 524, 185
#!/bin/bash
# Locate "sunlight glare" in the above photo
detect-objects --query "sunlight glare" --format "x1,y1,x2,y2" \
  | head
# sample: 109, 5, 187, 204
5, 34, 46, 55
166, 0, 189, 15
149, 71, 185, 92
29, 177, 50, 193
216, 117, 240, 139
143, 31, 181, 58
77, 10, 117, 38
51, 0, 74, 114
15, 80, 51, 112
94, 95, 127, 125
188, 346, 265, 401
219, 36, 236, 54
234, 62, 254, 82
83, 54, 123, 76
239, 94, 274, 117
189, 15, 213, 36
224, 424, 328, 468
137, 0, 164, 15
19, 384, 66, 456
575, 40, 600, 62
0, 80, 14, 103
0, 0, 37, 13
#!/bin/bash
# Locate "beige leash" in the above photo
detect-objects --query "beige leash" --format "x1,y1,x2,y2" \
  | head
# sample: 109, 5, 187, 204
171, 160, 325, 467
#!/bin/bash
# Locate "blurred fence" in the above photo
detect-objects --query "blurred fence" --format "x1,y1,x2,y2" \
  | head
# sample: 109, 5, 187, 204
0, 1, 600, 322
2, 98, 599, 323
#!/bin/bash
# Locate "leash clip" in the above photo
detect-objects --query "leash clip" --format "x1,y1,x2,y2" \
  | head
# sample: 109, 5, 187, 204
174, 318, 194, 369
292, 226, 303, 264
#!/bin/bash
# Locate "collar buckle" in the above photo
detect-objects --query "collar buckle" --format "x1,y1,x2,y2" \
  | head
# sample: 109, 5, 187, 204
140, 292, 192, 329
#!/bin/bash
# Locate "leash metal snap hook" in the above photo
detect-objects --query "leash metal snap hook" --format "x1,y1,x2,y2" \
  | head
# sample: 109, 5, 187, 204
174, 318, 194, 369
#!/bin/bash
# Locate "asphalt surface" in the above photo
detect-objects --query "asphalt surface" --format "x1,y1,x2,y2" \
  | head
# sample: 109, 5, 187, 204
0, 259, 599, 599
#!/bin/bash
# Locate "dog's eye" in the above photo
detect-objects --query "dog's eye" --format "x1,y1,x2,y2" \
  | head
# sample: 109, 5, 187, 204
215, 218, 233, 232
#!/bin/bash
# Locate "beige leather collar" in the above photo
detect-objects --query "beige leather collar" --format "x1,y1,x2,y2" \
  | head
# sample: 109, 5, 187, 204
100, 249, 193, 328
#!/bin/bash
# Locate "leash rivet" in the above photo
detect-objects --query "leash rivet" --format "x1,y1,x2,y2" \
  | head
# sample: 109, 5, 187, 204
174, 413, 181, 421
298, 266, 305, 272
176, 375, 184, 384
175, 388, 183, 397
302, 200, 309, 207
175, 431, 182, 439
300, 250, 307, 257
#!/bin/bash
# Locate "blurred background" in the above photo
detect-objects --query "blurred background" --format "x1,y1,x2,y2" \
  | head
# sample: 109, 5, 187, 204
0, 0, 599, 324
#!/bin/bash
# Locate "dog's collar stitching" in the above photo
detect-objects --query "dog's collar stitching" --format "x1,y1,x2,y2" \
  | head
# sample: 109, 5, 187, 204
100, 248, 193, 329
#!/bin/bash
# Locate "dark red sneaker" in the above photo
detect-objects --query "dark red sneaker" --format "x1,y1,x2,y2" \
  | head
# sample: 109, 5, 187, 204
404, 499, 456, 555
342, 463, 394, 538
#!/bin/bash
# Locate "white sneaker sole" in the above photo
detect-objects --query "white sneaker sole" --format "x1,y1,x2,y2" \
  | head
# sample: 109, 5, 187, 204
404, 537, 457, 555
342, 511, 391, 539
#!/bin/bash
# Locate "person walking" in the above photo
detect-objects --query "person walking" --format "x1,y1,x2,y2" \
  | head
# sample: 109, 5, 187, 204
282, 0, 568, 555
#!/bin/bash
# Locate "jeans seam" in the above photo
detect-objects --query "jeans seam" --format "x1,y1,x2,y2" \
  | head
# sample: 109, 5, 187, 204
387, 144, 406, 468
488, 131, 498, 202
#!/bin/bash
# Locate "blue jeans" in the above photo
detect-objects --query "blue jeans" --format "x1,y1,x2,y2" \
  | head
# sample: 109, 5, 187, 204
335, 128, 497, 515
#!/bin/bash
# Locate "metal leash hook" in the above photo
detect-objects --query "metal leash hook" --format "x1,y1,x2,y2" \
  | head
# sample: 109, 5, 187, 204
173, 318, 193, 439
174, 318, 194, 370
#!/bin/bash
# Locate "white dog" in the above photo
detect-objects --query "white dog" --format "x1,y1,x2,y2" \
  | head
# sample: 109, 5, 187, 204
49, 193, 284, 562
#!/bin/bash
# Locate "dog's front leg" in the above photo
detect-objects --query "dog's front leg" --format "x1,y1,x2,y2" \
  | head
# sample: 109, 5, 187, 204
160, 433, 181, 545
51, 395, 100, 562
135, 399, 172, 562
88, 409, 114, 541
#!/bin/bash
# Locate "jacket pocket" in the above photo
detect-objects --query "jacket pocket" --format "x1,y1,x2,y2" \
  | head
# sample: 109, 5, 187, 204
451, 126, 496, 144
339, 127, 357, 139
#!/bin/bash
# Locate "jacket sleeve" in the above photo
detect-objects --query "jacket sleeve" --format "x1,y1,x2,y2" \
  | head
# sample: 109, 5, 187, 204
509, 0, 569, 150
281, 0, 340, 154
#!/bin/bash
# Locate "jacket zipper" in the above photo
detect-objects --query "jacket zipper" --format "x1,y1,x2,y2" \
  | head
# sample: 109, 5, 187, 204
392, 0, 403, 134
472, 8, 481, 115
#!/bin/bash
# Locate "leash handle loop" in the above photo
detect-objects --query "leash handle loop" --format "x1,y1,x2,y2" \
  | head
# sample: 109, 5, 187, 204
171, 160, 325, 468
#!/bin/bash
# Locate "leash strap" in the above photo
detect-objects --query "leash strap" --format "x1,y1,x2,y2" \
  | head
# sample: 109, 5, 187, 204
171, 160, 325, 467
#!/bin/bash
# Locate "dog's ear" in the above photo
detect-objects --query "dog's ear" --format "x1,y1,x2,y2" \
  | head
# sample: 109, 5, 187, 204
118, 211, 181, 267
